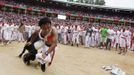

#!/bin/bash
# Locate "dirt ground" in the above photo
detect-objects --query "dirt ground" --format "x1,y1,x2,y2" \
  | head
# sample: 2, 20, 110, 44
0, 42, 134, 75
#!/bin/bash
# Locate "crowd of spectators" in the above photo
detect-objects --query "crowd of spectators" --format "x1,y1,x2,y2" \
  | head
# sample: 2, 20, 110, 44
0, 0, 134, 23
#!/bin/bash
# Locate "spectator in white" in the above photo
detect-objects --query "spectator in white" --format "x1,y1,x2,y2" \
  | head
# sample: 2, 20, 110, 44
18, 22, 25, 42
94, 26, 100, 47
72, 25, 80, 47
124, 27, 131, 50
85, 24, 93, 48
2, 21, 10, 45
115, 28, 121, 51
118, 28, 127, 55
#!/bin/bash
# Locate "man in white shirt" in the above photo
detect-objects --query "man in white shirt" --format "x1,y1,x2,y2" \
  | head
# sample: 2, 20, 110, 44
119, 28, 127, 55
115, 28, 121, 50
94, 27, 100, 47
72, 25, 80, 47
124, 28, 131, 50
2, 22, 10, 45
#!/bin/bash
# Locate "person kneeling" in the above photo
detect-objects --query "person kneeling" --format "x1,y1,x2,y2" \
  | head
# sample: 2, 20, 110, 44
34, 17, 58, 72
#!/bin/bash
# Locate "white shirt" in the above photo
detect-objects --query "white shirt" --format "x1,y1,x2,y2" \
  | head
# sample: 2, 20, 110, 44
107, 29, 114, 39
124, 30, 131, 39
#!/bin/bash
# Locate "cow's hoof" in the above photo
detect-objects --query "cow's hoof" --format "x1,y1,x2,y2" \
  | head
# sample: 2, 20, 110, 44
18, 54, 22, 58
41, 63, 46, 72
23, 53, 30, 65
25, 60, 30, 65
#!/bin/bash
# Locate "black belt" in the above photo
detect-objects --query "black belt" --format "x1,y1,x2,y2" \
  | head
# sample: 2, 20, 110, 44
45, 44, 51, 47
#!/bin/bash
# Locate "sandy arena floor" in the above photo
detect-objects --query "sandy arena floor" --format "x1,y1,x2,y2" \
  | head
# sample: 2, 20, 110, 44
0, 42, 134, 75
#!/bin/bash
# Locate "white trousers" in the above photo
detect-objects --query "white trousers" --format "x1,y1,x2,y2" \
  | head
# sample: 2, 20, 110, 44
85, 35, 91, 47
63, 33, 67, 44
36, 45, 52, 64
95, 35, 100, 46
126, 37, 131, 49
72, 33, 79, 44
91, 36, 95, 46
120, 38, 126, 47
18, 32, 24, 41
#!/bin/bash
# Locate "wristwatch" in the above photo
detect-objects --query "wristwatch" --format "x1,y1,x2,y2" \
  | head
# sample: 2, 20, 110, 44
45, 51, 49, 56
